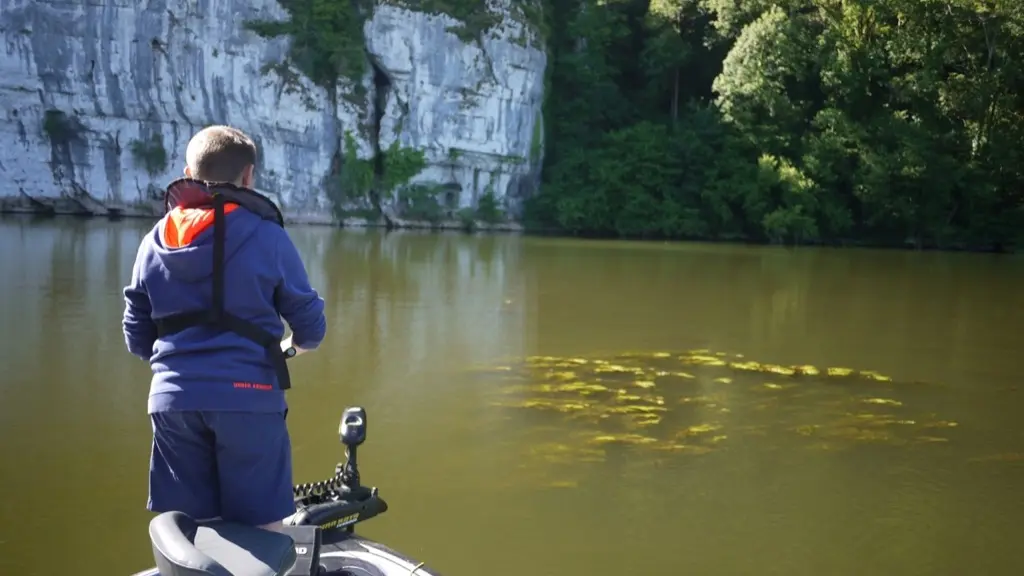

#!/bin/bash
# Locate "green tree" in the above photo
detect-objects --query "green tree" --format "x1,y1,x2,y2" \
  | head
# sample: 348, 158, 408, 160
526, 0, 1024, 250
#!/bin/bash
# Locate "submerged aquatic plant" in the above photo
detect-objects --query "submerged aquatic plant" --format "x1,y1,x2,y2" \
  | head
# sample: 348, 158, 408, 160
475, 349, 956, 468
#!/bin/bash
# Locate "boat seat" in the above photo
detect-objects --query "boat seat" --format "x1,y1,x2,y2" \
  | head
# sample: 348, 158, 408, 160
149, 511, 296, 576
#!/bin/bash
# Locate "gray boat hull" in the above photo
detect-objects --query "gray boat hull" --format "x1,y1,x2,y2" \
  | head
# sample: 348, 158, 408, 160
131, 532, 441, 576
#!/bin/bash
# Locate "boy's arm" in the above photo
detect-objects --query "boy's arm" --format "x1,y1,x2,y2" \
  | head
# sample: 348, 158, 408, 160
122, 244, 158, 360
274, 229, 327, 353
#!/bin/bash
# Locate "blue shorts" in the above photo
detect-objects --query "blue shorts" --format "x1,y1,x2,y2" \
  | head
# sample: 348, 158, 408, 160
148, 410, 295, 526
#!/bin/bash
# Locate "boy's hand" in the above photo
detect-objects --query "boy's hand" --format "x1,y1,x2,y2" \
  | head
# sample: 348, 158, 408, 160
280, 335, 309, 357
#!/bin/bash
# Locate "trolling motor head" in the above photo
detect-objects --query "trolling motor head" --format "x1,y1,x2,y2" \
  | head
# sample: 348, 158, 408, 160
339, 407, 367, 447
338, 407, 367, 489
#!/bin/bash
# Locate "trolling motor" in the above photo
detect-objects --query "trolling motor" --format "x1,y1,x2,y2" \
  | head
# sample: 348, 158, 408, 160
280, 407, 389, 575
288, 407, 388, 534
337, 407, 366, 489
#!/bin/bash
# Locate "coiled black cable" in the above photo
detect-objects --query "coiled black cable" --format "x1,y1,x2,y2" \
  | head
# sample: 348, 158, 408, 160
292, 471, 346, 503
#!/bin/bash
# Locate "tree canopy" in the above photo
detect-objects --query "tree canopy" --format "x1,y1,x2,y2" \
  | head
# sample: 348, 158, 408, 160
528, 0, 1024, 251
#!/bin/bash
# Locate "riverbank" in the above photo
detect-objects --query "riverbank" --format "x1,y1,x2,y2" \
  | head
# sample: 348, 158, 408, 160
0, 199, 525, 234
5, 205, 1021, 255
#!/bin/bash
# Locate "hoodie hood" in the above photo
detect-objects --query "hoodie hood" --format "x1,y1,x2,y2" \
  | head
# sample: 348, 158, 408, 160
150, 203, 264, 283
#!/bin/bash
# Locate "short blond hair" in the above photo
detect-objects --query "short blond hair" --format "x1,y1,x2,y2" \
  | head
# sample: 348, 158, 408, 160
185, 125, 257, 183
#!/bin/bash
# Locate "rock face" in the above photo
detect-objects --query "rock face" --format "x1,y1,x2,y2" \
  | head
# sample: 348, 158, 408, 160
0, 0, 546, 225
366, 4, 546, 225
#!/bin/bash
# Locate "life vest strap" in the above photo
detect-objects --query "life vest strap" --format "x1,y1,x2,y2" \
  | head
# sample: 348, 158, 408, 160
153, 193, 292, 390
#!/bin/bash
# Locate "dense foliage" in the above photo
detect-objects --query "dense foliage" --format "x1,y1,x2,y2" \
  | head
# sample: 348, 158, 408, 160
528, 0, 1024, 250
245, 0, 370, 88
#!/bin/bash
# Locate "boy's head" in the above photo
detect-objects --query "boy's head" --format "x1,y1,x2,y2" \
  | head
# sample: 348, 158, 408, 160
183, 125, 258, 188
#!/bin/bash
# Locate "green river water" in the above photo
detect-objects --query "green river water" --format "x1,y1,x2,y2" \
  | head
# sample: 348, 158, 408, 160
0, 216, 1023, 575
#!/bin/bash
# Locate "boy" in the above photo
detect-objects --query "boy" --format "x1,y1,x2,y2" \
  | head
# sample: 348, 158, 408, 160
121, 125, 327, 531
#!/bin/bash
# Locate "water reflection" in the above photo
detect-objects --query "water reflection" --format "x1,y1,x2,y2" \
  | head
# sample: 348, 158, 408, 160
284, 229, 529, 405
0, 216, 152, 424
522, 239, 1024, 388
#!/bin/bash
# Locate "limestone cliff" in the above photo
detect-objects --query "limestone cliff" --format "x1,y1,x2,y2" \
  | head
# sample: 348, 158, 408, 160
0, 0, 546, 227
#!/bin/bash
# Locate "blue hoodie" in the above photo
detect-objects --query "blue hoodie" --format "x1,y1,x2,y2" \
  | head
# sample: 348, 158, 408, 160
122, 203, 327, 414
